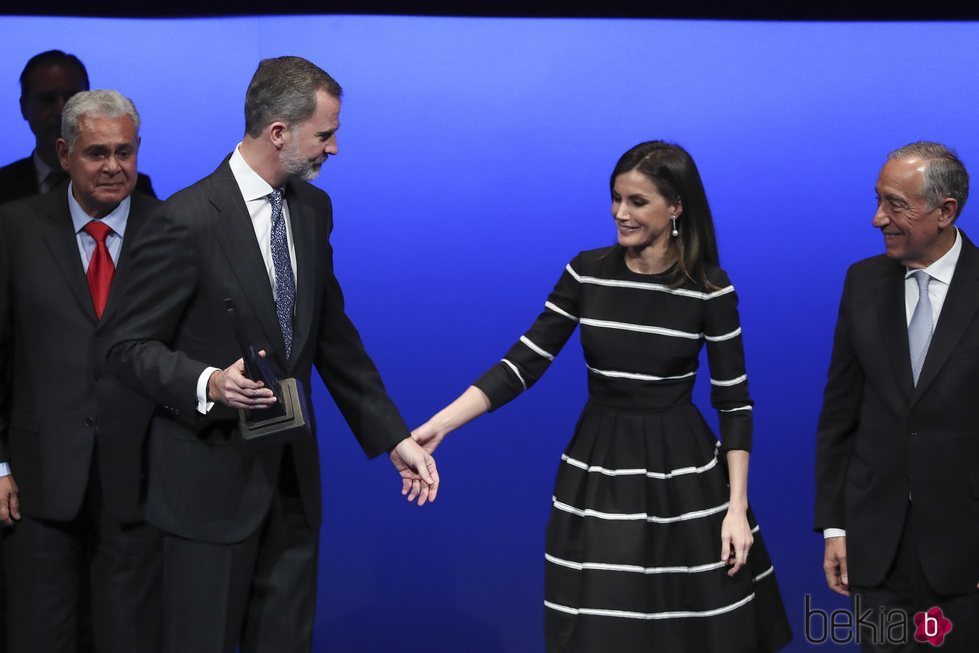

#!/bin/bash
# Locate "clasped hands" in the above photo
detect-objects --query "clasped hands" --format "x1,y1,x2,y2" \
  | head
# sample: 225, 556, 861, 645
209, 352, 440, 507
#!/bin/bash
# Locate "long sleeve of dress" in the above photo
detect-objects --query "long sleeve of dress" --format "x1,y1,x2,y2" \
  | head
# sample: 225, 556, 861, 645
473, 255, 582, 410
702, 268, 754, 452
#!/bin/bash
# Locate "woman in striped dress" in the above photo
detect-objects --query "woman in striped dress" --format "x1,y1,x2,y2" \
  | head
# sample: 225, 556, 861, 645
409, 141, 792, 652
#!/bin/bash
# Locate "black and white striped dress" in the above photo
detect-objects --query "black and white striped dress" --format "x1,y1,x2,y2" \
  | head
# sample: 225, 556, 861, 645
474, 247, 792, 652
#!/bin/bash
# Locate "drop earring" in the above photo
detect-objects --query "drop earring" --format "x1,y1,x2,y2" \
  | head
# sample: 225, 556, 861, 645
670, 215, 679, 238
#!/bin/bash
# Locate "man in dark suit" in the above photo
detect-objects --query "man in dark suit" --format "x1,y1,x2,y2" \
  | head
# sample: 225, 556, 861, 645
815, 141, 978, 652
0, 90, 162, 652
0, 49, 155, 205
108, 56, 438, 652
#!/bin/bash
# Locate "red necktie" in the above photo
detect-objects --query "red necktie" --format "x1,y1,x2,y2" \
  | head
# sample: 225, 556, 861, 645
83, 220, 115, 318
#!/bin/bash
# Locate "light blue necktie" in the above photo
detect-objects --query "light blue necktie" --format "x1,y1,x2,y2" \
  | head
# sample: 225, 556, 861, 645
908, 270, 933, 386
268, 188, 295, 359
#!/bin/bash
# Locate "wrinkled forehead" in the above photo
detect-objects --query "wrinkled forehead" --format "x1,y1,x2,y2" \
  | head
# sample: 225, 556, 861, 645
73, 113, 138, 143
877, 157, 927, 196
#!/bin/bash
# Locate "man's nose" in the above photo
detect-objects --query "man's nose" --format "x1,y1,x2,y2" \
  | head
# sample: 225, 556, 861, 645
872, 206, 888, 228
103, 156, 122, 173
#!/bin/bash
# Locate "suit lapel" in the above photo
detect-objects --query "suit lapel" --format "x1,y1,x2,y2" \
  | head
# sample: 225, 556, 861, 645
40, 190, 97, 323
913, 232, 979, 402
285, 180, 316, 371
877, 260, 914, 401
99, 192, 153, 326
209, 161, 289, 367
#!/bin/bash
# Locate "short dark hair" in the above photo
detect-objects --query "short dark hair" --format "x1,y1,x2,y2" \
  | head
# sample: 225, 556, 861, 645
244, 56, 342, 138
887, 141, 969, 219
610, 141, 721, 289
20, 50, 89, 100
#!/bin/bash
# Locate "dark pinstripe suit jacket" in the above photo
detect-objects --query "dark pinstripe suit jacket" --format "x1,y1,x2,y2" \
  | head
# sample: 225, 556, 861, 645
0, 188, 160, 522
108, 157, 409, 543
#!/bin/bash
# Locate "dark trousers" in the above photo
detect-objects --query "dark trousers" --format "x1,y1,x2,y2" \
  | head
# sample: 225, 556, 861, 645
852, 504, 979, 653
2, 454, 162, 653
162, 465, 318, 653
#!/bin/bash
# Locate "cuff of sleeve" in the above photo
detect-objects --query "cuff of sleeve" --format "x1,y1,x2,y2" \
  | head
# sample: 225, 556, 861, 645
472, 364, 522, 412
0, 462, 10, 477
823, 528, 846, 539
197, 367, 221, 414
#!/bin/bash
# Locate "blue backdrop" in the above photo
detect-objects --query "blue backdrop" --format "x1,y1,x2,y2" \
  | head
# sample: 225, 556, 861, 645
3, 15, 978, 652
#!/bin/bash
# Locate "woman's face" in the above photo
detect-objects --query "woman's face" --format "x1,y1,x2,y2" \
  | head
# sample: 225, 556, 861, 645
610, 169, 681, 251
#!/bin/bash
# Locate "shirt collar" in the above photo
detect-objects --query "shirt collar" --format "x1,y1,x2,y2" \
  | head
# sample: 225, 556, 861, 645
67, 182, 131, 237
32, 150, 52, 186
906, 227, 961, 286
229, 144, 278, 202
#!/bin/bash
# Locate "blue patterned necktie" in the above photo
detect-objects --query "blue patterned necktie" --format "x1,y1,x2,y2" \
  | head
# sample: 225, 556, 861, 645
908, 270, 933, 386
268, 188, 295, 359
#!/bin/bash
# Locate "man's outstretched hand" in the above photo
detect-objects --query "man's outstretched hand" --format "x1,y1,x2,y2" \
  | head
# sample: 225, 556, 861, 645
389, 437, 439, 506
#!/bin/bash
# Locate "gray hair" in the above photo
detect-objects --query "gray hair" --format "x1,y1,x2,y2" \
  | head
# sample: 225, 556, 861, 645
61, 89, 141, 151
887, 141, 969, 219
244, 56, 342, 138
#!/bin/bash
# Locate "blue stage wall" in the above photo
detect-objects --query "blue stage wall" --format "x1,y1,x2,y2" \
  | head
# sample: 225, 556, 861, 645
3, 15, 978, 652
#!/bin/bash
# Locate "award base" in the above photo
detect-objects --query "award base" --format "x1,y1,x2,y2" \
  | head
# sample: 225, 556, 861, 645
238, 377, 310, 448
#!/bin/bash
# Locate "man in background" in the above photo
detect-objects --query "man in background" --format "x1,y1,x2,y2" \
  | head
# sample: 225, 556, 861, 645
0, 50, 155, 204
0, 90, 162, 653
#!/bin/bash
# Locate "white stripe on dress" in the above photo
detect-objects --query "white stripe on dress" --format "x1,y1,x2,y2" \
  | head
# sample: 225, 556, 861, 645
704, 327, 742, 342
544, 525, 761, 575
561, 450, 718, 479
753, 566, 775, 583
580, 317, 701, 340
546, 553, 728, 575
710, 374, 747, 387
544, 301, 579, 322
501, 359, 527, 390
552, 498, 729, 523
520, 336, 555, 361
565, 265, 735, 300
544, 593, 754, 620
586, 366, 697, 383
719, 405, 753, 413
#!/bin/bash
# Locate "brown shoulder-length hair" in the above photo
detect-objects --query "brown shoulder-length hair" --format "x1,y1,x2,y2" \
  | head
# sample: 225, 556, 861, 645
610, 141, 721, 289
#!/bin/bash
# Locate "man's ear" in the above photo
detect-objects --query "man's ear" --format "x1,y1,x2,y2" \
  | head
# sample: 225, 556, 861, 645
937, 197, 958, 228
268, 122, 289, 150
56, 138, 70, 172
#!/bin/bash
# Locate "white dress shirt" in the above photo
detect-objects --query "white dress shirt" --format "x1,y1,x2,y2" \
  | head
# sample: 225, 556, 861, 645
824, 228, 962, 540
195, 145, 299, 413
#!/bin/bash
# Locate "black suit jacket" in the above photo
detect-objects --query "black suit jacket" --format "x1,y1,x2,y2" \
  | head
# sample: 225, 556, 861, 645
0, 188, 161, 522
0, 155, 156, 205
815, 230, 979, 595
108, 158, 408, 544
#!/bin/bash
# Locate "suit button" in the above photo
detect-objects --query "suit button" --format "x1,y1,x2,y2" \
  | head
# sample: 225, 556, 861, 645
84, 417, 95, 426
95, 374, 102, 382
910, 431, 918, 437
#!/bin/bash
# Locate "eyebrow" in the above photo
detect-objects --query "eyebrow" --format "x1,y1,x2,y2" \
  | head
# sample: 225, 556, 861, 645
315, 126, 339, 137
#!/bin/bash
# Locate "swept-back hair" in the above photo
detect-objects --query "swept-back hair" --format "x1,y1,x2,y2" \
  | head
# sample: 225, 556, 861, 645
244, 56, 342, 138
20, 49, 89, 99
887, 141, 969, 219
610, 141, 721, 289
61, 89, 140, 151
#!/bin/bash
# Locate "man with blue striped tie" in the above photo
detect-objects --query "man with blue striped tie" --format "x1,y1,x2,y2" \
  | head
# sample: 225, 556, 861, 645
107, 56, 439, 652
